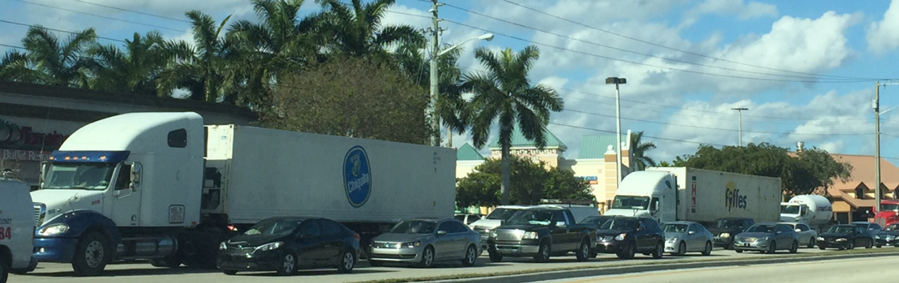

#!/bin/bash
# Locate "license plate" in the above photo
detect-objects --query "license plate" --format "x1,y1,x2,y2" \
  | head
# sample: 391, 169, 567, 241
500, 248, 514, 253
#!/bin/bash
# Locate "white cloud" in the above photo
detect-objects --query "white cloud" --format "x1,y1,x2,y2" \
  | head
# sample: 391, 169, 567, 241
866, 0, 899, 54
688, 0, 778, 20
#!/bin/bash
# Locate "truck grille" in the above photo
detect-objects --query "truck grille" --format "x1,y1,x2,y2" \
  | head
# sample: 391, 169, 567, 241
495, 229, 524, 241
33, 205, 45, 226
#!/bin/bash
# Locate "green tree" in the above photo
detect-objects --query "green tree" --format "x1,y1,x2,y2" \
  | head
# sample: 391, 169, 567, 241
315, 0, 424, 60
0, 51, 37, 83
455, 156, 592, 207
464, 45, 564, 205
262, 54, 429, 143
158, 11, 236, 102
19, 25, 97, 88
630, 131, 657, 171
87, 31, 169, 95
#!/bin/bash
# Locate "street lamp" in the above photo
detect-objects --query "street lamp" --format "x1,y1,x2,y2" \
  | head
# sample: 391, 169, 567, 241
429, 33, 494, 147
731, 107, 748, 146
605, 77, 626, 188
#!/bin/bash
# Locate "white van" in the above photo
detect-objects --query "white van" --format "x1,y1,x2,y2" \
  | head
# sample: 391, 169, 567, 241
0, 173, 36, 282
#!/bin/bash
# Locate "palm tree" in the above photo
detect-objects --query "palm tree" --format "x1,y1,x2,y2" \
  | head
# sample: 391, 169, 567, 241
20, 25, 97, 88
315, 0, 424, 60
88, 31, 168, 95
464, 45, 563, 205
0, 50, 38, 83
630, 131, 657, 171
158, 10, 235, 102
394, 42, 468, 142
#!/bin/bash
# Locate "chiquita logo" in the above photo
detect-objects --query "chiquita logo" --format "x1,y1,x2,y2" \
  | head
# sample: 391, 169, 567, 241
724, 181, 748, 211
344, 146, 372, 208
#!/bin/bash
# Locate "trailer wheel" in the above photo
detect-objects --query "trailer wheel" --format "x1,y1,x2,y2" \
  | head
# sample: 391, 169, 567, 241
72, 231, 110, 276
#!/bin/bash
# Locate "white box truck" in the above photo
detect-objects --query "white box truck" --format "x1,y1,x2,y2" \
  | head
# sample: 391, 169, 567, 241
604, 167, 781, 224
29, 112, 455, 276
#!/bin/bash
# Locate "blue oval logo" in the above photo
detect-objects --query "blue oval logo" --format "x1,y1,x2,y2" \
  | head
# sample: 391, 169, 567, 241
344, 146, 372, 208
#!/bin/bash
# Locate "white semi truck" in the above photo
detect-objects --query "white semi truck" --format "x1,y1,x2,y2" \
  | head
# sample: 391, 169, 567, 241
780, 195, 833, 231
29, 112, 456, 275
605, 167, 782, 224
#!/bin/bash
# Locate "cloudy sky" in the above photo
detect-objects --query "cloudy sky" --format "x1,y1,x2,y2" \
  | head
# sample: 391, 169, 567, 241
2, 0, 899, 164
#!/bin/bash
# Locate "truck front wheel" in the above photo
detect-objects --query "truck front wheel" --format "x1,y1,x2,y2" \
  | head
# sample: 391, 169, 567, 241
575, 240, 590, 262
533, 242, 551, 263
488, 251, 503, 262
72, 231, 110, 276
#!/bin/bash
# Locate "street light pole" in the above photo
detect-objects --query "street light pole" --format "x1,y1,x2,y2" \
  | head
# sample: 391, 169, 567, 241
731, 107, 748, 146
875, 81, 881, 215
605, 77, 626, 188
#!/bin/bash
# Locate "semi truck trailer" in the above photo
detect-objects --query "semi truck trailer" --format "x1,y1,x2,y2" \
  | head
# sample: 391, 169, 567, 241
29, 112, 456, 275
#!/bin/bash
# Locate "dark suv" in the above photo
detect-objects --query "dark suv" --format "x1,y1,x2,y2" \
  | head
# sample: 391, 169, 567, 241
707, 217, 754, 249
594, 216, 665, 259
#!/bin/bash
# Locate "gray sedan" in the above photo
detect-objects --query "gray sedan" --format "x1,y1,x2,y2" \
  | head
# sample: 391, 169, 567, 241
369, 218, 481, 268
663, 221, 713, 256
733, 222, 800, 254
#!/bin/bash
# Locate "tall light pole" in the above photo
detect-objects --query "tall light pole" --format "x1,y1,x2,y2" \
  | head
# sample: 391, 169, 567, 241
605, 77, 626, 188
731, 107, 748, 146
874, 80, 899, 214
429, 0, 493, 147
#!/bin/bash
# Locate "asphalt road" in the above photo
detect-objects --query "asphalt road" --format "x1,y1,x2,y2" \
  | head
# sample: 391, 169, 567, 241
537, 253, 898, 283
9, 246, 896, 283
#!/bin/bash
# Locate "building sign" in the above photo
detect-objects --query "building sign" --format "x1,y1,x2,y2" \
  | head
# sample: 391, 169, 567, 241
0, 119, 69, 149
1, 149, 50, 162
576, 176, 599, 185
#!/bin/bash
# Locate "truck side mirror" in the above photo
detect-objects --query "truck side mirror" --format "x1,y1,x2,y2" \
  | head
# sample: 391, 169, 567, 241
130, 163, 142, 189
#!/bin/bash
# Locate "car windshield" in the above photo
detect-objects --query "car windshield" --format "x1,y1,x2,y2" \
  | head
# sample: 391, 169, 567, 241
505, 210, 554, 226
611, 196, 650, 209
663, 224, 688, 233
390, 220, 437, 234
486, 208, 521, 220
781, 205, 800, 214
581, 216, 611, 225
713, 219, 741, 229
745, 225, 776, 233
41, 163, 116, 190
827, 226, 854, 234
885, 224, 899, 231
600, 218, 639, 230
244, 219, 302, 235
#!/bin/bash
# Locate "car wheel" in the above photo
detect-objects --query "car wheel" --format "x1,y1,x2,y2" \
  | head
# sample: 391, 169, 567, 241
652, 241, 664, 259
616, 241, 635, 259
847, 241, 855, 250
819, 246, 826, 250
789, 240, 798, 254
702, 241, 712, 256
72, 231, 111, 276
676, 241, 686, 256
727, 237, 735, 250
337, 249, 356, 273
575, 240, 590, 262
461, 245, 478, 267
222, 270, 237, 275
488, 250, 503, 262
149, 255, 182, 268
876, 244, 882, 248
735, 249, 743, 253
767, 241, 776, 254
368, 260, 384, 267
533, 241, 551, 263
418, 246, 435, 268
866, 239, 873, 249
0, 255, 7, 283
276, 251, 298, 276
807, 237, 816, 248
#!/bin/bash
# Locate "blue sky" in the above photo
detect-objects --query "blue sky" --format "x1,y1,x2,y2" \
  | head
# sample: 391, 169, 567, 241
2, 0, 899, 165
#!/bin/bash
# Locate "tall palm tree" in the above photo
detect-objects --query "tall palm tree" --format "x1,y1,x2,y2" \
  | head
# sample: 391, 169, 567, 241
465, 45, 563, 205
0, 51, 38, 83
394, 42, 468, 142
315, 0, 423, 60
88, 31, 168, 95
630, 131, 657, 171
20, 25, 97, 88
158, 11, 235, 102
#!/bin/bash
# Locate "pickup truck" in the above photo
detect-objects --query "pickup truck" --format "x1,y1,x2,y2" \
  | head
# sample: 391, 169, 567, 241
486, 207, 597, 263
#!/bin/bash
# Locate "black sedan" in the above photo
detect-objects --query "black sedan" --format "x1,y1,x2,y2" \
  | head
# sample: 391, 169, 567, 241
874, 223, 899, 247
217, 217, 361, 275
817, 224, 873, 250
594, 216, 665, 259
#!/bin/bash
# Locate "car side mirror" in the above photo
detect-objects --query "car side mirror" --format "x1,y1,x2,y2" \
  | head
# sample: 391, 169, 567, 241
776, 231, 782, 234
437, 230, 447, 236
688, 231, 695, 235
556, 222, 567, 229
636, 227, 644, 232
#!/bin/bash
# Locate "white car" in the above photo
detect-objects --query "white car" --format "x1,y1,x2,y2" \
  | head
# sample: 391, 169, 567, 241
780, 222, 818, 248
0, 174, 37, 281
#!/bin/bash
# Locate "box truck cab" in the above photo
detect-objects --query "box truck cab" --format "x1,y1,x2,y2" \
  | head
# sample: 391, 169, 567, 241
1, 173, 38, 281
780, 195, 833, 231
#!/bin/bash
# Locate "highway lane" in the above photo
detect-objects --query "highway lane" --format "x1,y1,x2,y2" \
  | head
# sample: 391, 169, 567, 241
9, 246, 897, 283
538, 253, 898, 283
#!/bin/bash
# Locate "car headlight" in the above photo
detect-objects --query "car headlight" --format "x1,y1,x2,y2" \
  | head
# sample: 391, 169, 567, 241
38, 223, 69, 236
615, 233, 627, 241
886, 235, 895, 240
219, 241, 228, 250
836, 238, 847, 242
876, 235, 881, 239
667, 237, 678, 243
760, 236, 769, 241
719, 233, 730, 238
817, 237, 824, 241
254, 241, 283, 252
402, 241, 421, 248
522, 231, 539, 239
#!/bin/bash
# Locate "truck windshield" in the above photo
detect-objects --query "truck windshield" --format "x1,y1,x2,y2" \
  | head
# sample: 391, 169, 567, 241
611, 196, 649, 209
42, 163, 116, 190
882, 204, 899, 211
505, 210, 553, 226
486, 208, 520, 220
390, 220, 437, 234
885, 224, 899, 231
781, 205, 800, 214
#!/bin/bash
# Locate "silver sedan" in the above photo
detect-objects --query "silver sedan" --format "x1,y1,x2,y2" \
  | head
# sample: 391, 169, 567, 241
369, 218, 481, 268
663, 221, 714, 256
780, 222, 818, 248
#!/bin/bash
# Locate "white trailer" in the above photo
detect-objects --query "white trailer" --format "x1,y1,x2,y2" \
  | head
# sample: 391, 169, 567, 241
605, 167, 782, 224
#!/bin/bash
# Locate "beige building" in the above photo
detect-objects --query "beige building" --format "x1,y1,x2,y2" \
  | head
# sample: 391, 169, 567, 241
455, 127, 634, 211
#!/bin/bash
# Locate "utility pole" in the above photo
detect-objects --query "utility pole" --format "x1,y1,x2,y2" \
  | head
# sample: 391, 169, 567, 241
875, 81, 881, 215
731, 107, 749, 146
428, 0, 443, 147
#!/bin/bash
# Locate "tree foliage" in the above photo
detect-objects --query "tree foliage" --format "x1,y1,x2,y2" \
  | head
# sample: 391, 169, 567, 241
456, 156, 594, 207
630, 131, 656, 171
673, 143, 852, 197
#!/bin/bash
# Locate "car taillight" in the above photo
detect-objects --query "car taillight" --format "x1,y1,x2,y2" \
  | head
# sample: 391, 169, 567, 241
227, 225, 238, 232
353, 233, 361, 242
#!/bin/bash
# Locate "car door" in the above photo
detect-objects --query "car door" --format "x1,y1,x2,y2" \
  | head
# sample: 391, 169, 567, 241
854, 226, 867, 247
685, 223, 701, 251
318, 219, 344, 265
447, 221, 470, 259
636, 219, 654, 250
434, 221, 455, 260
775, 225, 790, 249
294, 220, 324, 266
551, 210, 574, 251
797, 224, 813, 245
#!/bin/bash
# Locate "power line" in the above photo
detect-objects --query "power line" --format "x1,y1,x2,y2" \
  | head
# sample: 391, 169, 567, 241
14, 0, 186, 33
441, 2, 868, 83
0, 19, 126, 43
72, 0, 192, 24
0, 43, 26, 50
498, 0, 880, 82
